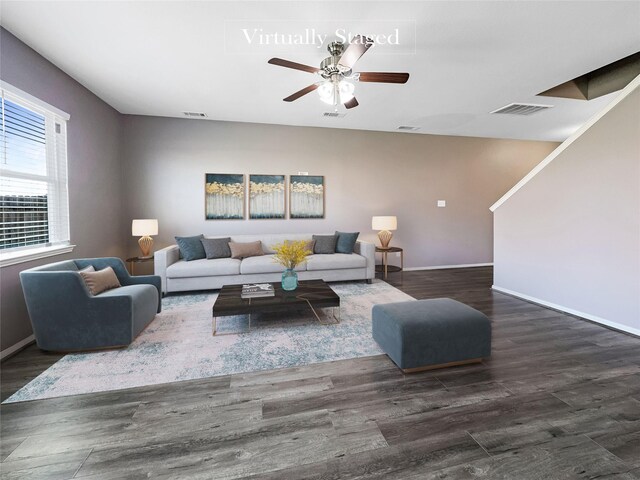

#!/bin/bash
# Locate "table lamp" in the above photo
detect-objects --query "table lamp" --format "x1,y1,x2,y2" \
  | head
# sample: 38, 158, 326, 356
132, 219, 158, 258
372, 216, 397, 249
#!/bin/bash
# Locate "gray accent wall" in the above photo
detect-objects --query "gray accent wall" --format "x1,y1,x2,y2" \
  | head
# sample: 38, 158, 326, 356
0, 28, 125, 352
121, 116, 557, 267
493, 84, 640, 334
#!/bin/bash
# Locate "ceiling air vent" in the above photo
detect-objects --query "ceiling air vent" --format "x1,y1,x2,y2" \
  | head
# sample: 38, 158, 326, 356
183, 111, 207, 118
490, 103, 553, 116
397, 125, 420, 131
323, 112, 346, 118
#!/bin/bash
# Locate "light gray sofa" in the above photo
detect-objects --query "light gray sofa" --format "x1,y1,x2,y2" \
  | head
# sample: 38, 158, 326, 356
155, 234, 375, 294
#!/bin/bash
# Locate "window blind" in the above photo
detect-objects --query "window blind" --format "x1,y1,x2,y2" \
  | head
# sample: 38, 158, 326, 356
0, 89, 69, 251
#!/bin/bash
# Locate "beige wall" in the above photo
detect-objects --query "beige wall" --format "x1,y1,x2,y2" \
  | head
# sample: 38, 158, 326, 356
121, 116, 557, 269
494, 84, 640, 334
0, 29, 125, 353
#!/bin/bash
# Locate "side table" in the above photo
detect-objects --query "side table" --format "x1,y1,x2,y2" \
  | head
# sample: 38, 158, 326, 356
375, 246, 404, 279
126, 256, 154, 275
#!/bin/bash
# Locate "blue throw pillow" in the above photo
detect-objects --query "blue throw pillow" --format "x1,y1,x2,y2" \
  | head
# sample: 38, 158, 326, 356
335, 231, 359, 254
312, 235, 337, 254
175, 235, 206, 261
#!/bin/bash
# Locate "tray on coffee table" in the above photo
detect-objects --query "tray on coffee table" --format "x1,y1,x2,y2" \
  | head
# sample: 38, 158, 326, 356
212, 279, 340, 335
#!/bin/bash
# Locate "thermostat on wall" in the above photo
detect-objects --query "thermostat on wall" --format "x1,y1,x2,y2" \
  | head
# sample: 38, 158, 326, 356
437, 200, 446, 207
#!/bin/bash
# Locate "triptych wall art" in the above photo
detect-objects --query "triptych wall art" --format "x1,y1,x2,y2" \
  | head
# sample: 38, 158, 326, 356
205, 174, 324, 220
204, 174, 245, 220
249, 175, 285, 219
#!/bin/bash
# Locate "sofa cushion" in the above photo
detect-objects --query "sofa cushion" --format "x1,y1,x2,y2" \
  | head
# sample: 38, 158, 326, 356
306, 253, 366, 271
313, 235, 337, 254
335, 231, 359, 254
175, 235, 206, 261
240, 255, 306, 274
166, 258, 241, 278
229, 241, 264, 259
201, 237, 232, 259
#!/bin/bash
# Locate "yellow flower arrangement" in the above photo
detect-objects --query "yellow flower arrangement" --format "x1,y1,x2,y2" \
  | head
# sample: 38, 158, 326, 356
272, 240, 311, 270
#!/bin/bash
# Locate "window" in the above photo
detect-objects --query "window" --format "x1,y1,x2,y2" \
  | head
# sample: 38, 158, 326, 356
0, 83, 71, 263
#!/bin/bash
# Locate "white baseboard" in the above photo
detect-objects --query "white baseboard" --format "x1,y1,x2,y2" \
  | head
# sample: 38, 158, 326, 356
1, 335, 35, 361
404, 263, 493, 272
492, 285, 640, 337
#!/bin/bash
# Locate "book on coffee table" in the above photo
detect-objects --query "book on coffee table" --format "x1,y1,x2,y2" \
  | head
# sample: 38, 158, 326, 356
241, 283, 275, 299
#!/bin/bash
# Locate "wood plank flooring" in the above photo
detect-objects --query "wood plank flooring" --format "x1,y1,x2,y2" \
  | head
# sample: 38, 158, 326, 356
1, 267, 639, 479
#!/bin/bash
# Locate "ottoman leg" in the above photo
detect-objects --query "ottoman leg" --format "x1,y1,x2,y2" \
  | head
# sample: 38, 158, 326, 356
401, 357, 483, 374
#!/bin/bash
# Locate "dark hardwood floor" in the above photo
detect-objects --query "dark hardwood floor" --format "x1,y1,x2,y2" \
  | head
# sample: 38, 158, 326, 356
1, 267, 639, 479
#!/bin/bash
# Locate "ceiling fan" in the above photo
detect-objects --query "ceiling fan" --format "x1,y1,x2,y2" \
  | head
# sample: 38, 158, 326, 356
268, 35, 410, 109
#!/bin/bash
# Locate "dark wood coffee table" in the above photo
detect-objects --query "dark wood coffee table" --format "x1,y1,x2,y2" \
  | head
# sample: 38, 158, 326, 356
212, 279, 341, 335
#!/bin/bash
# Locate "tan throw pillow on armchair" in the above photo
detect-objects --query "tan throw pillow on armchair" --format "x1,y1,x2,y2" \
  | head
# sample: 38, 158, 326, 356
228, 241, 264, 259
80, 266, 122, 295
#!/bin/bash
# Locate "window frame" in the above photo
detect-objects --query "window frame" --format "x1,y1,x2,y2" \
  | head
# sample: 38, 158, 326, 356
0, 81, 74, 267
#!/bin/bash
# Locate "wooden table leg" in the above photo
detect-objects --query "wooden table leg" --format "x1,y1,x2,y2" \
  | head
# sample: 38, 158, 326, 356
384, 251, 388, 279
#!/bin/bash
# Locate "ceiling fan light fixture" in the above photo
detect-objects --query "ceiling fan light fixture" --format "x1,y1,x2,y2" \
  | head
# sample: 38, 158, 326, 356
317, 80, 355, 106
269, 34, 409, 109
338, 80, 355, 103
317, 81, 335, 105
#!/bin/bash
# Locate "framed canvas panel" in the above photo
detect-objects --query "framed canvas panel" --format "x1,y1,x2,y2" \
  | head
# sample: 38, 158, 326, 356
205, 173, 245, 220
289, 175, 324, 219
249, 175, 286, 219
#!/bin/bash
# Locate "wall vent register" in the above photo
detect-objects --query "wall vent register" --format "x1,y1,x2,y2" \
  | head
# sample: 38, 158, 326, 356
490, 103, 554, 116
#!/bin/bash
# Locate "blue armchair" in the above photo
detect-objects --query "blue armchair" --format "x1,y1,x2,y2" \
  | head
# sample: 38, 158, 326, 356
20, 257, 161, 352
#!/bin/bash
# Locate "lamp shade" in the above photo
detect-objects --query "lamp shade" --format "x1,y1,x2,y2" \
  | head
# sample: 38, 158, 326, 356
372, 216, 397, 231
132, 219, 158, 236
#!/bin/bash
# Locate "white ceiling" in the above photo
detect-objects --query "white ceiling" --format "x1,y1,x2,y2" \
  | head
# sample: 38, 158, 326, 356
1, 1, 639, 141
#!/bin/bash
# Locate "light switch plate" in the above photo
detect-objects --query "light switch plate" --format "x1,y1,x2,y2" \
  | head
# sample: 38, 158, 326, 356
437, 200, 446, 207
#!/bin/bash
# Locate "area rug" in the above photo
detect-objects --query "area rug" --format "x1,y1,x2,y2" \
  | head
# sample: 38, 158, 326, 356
4, 280, 413, 403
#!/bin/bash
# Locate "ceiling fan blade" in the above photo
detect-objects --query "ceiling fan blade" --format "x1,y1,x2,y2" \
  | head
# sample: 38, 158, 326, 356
337, 35, 373, 70
268, 58, 319, 74
358, 72, 410, 84
344, 97, 359, 109
283, 84, 320, 102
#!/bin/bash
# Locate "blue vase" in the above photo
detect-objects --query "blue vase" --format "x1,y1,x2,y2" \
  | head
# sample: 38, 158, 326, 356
281, 268, 298, 291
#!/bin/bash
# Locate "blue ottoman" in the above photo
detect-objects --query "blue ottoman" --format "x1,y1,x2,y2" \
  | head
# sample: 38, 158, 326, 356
372, 298, 491, 373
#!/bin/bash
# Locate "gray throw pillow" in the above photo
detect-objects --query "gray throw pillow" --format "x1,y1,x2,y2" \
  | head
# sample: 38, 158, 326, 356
201, 237, 232, 259
175, 234, 206, 261
313, 235, 337, 254
335, 231, 359, 254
